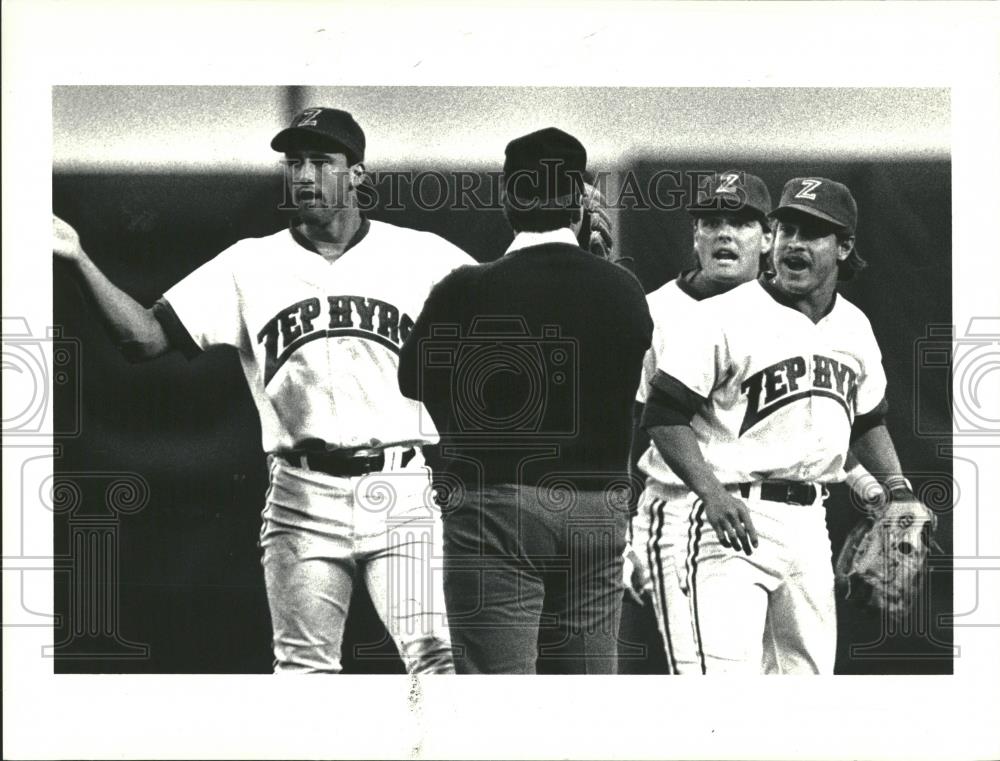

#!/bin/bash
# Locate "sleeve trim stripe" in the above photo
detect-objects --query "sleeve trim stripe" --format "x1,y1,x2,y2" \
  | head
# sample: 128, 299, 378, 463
642, 384, 696, 428
649, 369, 707, 414
851, 397, 889, 442
152, 298, 202, 360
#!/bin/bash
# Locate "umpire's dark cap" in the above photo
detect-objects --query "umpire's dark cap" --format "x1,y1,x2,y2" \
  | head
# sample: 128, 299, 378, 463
770, 177, 858, 234
688, 171, 772, 222
503, 127, 587, 207
271, 107, 366, 165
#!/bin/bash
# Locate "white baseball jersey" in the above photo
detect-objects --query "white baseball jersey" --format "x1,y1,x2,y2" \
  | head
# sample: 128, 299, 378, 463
637, 271, 722, 485
162, 219, 474, 453
635, 274, 702, 407
643, 278, 887, 486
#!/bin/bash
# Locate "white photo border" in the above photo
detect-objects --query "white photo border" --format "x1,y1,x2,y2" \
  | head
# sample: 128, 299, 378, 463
4, 2, 1000, 760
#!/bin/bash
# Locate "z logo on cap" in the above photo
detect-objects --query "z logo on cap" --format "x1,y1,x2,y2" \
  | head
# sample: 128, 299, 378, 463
296, 109, 323, 127
716, 172, 741, 195
794, 179, 823, 200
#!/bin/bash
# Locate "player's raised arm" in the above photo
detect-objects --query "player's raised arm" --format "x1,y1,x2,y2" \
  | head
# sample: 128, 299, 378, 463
53, 215, 171, 362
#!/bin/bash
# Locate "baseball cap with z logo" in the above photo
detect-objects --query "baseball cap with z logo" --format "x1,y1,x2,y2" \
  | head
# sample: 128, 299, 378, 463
688, 170, 772, 221
770, 177, 858, 234
271, 107, 366, 165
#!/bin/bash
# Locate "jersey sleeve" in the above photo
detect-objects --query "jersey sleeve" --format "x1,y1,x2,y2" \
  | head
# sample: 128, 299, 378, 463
423, 233, 478, 286
635, 313, 663, 404
159, 245, 246, 352
855, 317, 888, 416
655, 301, 727, 400
635, 343, 656, 404
636, 286, 671, 404
640, 302, 722, 429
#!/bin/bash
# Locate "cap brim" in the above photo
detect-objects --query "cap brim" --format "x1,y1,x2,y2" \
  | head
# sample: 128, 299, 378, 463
770, 203, 850, 230
270, 127, 358, 160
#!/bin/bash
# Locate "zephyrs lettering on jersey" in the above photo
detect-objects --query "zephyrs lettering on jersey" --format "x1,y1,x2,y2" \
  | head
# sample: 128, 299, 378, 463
257, 295, 415, 385
739, 353, 859, 435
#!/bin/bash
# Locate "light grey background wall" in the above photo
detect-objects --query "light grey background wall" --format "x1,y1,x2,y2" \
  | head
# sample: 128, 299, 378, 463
54, 86, 949, 171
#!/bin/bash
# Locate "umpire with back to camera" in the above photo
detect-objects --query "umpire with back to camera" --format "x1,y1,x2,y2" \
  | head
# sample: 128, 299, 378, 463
399, 127, 653, 674
638, 176, 936, 674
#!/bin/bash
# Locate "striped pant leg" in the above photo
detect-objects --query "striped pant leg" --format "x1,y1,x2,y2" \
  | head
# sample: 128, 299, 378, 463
682, 497, 775, 674
637, 488, 700, 674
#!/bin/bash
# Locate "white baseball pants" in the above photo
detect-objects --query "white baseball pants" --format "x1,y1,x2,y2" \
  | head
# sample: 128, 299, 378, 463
259, 449, 454, 673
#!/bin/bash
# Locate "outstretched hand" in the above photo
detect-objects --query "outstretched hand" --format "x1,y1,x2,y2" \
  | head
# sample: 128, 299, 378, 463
53, 215, 84, 261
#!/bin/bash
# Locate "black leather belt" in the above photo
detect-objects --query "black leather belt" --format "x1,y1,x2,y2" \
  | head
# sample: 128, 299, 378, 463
277, 448, 415, 477
739, 481, 818, 506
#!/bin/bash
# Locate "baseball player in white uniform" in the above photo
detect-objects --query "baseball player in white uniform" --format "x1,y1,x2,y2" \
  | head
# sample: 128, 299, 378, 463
638, 177, 915, 674
628, 170, 774, 672
53, 107, 473, 673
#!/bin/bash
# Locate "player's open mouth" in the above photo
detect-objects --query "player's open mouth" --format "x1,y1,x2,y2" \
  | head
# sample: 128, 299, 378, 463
713, 248, 739, 261
781, 254, 810, 271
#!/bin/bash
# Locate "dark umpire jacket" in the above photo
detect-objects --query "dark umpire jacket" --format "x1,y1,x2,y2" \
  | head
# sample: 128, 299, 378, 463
398, 231, 652, 491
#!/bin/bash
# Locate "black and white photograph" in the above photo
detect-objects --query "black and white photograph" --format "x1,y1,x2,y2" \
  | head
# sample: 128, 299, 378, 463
4, 2, 1000, 760
47, 84, 954, 677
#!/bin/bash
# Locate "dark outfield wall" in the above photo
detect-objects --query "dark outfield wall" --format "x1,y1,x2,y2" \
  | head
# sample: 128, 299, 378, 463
52, 161, 952, 674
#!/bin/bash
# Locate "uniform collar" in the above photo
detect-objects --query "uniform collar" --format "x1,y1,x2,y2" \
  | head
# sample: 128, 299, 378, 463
289, 214, 371, 255
758, 274, 839, 320
676, 268, 705, 301
505, 227, 577, 255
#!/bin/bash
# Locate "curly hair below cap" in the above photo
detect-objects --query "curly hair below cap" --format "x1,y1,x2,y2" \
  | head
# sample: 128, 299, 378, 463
838, 234, 868, 281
